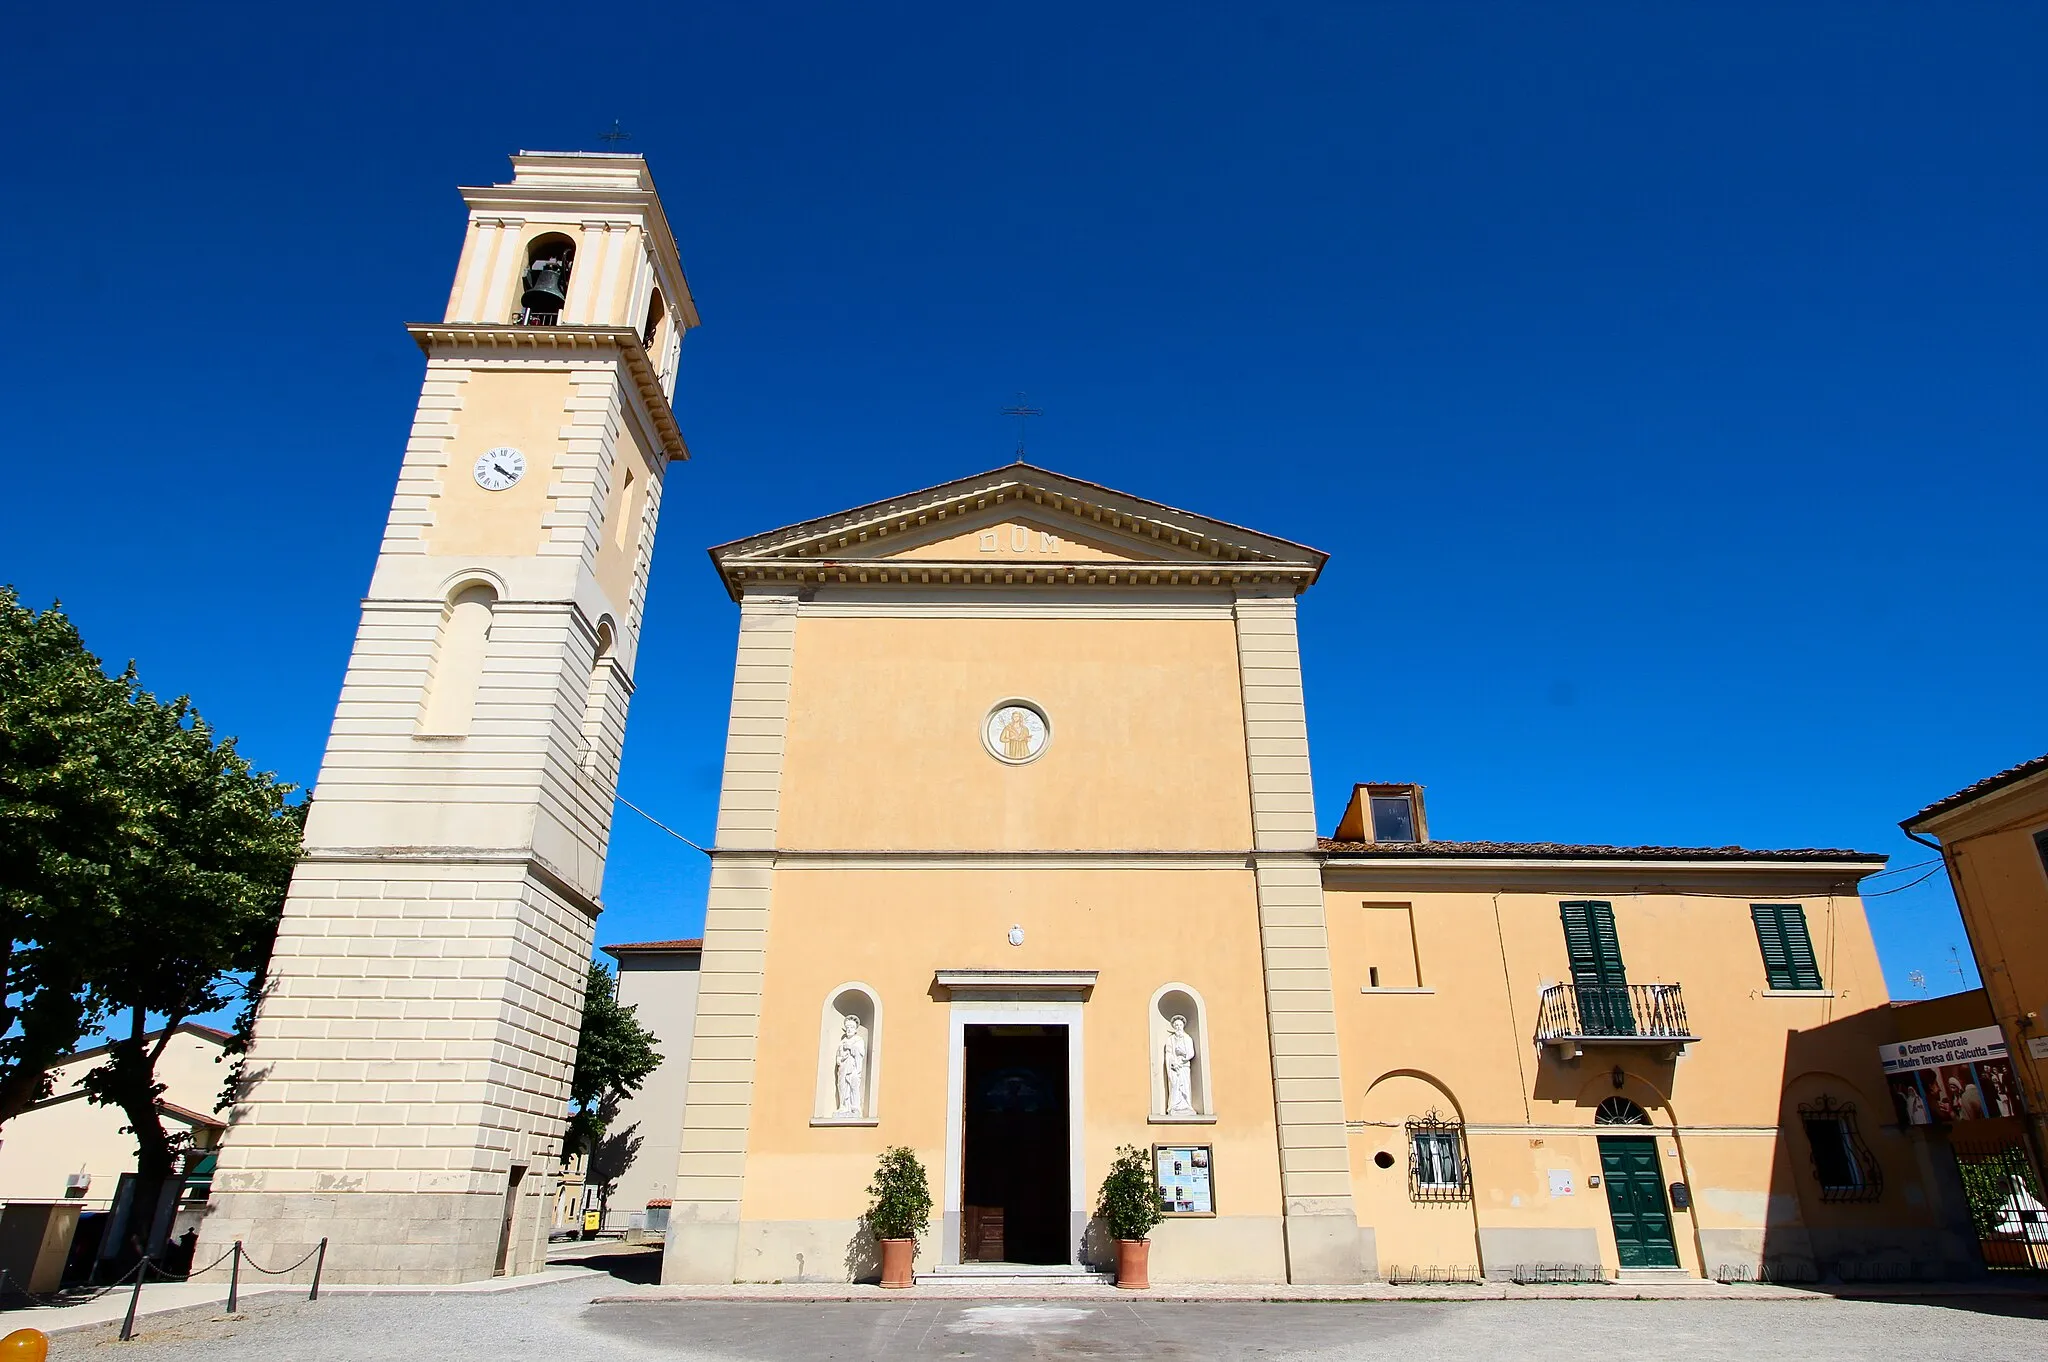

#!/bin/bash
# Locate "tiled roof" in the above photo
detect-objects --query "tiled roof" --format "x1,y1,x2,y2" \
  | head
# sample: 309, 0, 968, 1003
1902, 752, 2048, 830
600, 938, 703, 955
1319, 838, 1883, 863
157, 1099, 227, 1130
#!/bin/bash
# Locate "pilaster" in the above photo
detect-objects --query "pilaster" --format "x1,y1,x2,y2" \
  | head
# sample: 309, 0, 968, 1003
663, 590, 797, 1283
1234, 589, 1364, 1284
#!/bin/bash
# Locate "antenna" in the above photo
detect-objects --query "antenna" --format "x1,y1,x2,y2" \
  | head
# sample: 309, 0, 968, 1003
999, 392, 1043, 462
1948, 945, 1969, 988
1907, 969, 1927, 996
599, 120, 633, 151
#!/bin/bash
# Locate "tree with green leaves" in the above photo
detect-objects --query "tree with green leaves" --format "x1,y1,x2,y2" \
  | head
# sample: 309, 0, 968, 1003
564, 959, 662, 1220
0, 588, 134, 1126
0, 587, 304, 1251
78, 684, 304, 1247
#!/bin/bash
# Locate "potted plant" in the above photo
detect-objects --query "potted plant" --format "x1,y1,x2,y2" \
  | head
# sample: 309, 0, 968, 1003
864, 1145, 932, 1289
1097, 1144, 1166, 1289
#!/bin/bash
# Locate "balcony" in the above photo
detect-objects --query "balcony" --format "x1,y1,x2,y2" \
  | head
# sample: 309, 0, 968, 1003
513, 307, 561, 327
1536, 982, 1697, 1060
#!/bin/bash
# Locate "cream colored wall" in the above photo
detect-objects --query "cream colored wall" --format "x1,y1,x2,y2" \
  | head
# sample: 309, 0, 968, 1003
775, 616, 1254, 851
592, 416, 657, 612
1324, 874, 1947, 1276
420, 369, 571, 559
0, 1030, 227, 1206
607, 953, 702, 1219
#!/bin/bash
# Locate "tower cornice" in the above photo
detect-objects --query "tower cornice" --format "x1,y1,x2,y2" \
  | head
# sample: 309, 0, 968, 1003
404, 322, 690, 463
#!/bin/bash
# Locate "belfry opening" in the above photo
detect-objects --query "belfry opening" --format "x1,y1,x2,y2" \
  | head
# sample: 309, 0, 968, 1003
960, 1024, 1071, 1265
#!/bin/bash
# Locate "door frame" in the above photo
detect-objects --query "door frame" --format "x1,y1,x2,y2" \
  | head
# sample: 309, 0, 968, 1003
1597, 1134, 1680, 1269
942, 1001, 1087, 1266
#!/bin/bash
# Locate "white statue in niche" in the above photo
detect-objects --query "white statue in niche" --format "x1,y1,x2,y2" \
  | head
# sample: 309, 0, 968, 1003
833, 1014, 867, 1117
1163, 1015, 1197, 1115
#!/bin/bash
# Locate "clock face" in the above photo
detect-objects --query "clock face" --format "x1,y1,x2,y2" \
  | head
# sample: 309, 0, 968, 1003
473, 447, 526, 491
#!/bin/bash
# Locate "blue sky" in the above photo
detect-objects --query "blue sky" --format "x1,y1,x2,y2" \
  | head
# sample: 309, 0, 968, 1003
6, 3, 2042, 1002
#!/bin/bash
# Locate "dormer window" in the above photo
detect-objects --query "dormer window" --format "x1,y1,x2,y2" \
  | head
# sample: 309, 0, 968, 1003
1371, 792, 1418, 843
1332, 782, 1429, 845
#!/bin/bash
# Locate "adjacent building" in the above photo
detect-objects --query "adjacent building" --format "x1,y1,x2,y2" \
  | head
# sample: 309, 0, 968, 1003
659, 464, 1970, 1285
596, 939, 702, 1231
1901, 753, 2048, 1257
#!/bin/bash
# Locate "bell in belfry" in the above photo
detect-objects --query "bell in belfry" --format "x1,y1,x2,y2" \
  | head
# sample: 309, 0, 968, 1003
521, 247, 573, 314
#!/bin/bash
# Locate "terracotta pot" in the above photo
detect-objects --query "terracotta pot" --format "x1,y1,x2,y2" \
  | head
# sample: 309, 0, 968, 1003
879, 1237, 916, 1289
1115, 1238, 1150, 1290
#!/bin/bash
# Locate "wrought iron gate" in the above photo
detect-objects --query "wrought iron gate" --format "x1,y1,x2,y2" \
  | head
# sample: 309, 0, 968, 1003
1954, 1143, 2048, 1271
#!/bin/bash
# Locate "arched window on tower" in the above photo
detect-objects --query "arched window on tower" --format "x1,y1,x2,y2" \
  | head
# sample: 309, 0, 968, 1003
642, 287, 665, 348
580, 620, 618, 779
516, 234, 575, 326
419, 582, 496, 736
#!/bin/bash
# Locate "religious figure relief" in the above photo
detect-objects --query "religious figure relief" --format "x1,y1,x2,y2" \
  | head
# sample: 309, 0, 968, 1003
983, 702, 1048, 764
999, 710, 1032, 760
983, 700, 1048, 765
1163, 1015, 1197, 1115
833, 1014, 867, 1117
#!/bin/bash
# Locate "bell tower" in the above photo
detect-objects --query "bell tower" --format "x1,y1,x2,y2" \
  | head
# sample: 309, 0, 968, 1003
197, 152, 697, 1284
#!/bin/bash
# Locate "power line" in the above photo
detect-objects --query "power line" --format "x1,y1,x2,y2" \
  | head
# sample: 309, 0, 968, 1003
616, 793, 711, 856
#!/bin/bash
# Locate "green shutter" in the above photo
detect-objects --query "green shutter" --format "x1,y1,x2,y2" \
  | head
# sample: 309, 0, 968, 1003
1560, 901, 1626, 987
1752, 905, 1794, 989
1753, 904, 1822, 990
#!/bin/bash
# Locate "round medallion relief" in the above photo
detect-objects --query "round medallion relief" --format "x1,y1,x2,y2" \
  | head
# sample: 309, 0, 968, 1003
983, 700, 1050, 765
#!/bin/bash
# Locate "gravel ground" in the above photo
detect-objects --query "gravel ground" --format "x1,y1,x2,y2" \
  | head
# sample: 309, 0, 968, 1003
42, 1277, 2048, 1361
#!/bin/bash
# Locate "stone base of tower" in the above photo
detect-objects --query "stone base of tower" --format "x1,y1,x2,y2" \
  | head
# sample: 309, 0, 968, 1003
191, 855, 598, 1285
192, 1185, 553, 1286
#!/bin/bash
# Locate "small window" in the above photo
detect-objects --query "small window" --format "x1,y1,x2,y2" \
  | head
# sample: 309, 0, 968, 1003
1406, 1111, 1471, 1202
1595, 1096, 1650, 1126
2034, 829, 2048, 881
1752, 905, 1823, 991
1798, 1096, 1882, 1202
1371, 794, 1417, 843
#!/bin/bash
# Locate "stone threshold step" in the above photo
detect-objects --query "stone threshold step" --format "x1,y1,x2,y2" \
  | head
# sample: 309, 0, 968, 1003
919, 1263, 1114, 1286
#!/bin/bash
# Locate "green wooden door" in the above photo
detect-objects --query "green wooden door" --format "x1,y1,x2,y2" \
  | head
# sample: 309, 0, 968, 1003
1560, 901, 1634, 1034
1599, 1136, 1679, 1268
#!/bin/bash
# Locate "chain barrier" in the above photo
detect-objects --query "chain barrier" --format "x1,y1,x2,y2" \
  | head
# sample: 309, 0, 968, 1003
1, 1237, 331, 1342
0, 1254, 150, 1311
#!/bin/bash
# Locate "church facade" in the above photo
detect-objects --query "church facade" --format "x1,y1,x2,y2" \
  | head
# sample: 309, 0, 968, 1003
663, 466, 1975, 1285
196, 152, 1974, 1288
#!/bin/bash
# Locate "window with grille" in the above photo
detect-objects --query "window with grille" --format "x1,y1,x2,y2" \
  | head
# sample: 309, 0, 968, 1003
1407, 1112, 1471, 1203
1799, 1096, 1882, 1202
1752, 904, 1823, 991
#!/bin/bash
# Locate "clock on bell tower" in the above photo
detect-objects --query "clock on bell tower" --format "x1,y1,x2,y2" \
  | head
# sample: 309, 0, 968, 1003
195, 151, 698, 1285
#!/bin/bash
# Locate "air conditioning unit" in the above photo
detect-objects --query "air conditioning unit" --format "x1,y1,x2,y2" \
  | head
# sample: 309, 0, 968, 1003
64, 1172, 91, 1197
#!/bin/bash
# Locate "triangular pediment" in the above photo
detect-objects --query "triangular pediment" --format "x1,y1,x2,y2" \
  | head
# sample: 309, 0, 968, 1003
709, 463, 1327, 599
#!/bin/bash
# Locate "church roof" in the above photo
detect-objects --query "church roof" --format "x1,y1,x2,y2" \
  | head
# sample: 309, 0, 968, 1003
707, 462, 1328, 601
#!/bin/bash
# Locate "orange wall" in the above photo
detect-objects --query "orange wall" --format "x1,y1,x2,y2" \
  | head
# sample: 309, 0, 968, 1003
775, 616, 1253, 851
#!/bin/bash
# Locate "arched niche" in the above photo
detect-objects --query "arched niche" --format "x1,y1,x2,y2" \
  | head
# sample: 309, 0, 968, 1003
813, 983, 881, 1124
1148, 983, 1215, 1120
418, 580, 497, 736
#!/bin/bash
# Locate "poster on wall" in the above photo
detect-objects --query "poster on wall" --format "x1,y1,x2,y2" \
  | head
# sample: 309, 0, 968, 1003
1878, 1026, 2024, 1125
1153, 1144, 1214, 1216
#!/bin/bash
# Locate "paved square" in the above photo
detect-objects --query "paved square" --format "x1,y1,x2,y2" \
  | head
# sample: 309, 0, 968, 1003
42, 1278, 2048, 1361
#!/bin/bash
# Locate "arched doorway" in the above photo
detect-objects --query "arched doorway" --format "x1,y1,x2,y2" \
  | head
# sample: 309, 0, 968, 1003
1595, 1097, 1679, 1268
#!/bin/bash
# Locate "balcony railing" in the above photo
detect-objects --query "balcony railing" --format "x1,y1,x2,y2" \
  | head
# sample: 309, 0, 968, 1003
1536, 982, 1697, 1058
513, 308, 561, 327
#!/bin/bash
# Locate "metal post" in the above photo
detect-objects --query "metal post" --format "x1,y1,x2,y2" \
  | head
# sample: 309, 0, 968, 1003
118, 1263, 146, 1342
309, 1238, 327, 1301
227, 1241, 241, 1314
